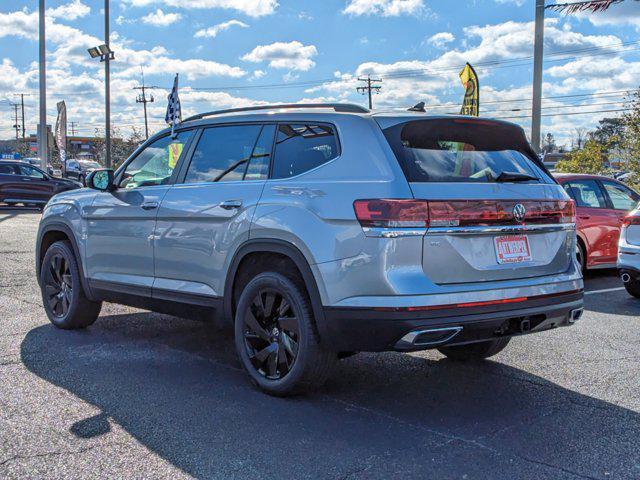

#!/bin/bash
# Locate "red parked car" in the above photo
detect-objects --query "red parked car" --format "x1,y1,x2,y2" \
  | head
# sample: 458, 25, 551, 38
555, 173, 640, 270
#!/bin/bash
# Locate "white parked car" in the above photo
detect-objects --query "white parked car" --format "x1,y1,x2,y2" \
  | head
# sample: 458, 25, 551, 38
618, 206, 640, 298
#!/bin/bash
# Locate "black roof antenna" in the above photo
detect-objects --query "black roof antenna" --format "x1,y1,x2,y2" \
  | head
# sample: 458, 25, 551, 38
408, 102, 426, 112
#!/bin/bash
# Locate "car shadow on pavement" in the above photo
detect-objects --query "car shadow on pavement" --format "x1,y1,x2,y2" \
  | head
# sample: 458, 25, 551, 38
0, 207, 40, 223
21, 312, 640, 479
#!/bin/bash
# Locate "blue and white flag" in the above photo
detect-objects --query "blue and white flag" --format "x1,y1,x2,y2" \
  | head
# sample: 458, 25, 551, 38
165, 73, 181, 133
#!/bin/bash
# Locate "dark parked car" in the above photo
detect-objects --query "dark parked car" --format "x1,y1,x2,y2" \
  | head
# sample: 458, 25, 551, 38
0, 161, 82, 209
64, 159, 102, 185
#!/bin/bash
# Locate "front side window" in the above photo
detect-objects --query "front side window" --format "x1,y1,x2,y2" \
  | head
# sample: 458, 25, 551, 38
272, 124, 339, 179
0, 164, 16, 175
564, 180, 607, 209
119, 131, 193, 189
17, 165, 45, 179
601, 180, 639, 211
184, 125, 264, 184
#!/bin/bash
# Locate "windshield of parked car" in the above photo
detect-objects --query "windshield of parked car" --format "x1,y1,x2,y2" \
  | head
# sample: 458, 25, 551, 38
383, 118, 552, 183
80, 161, 101, 169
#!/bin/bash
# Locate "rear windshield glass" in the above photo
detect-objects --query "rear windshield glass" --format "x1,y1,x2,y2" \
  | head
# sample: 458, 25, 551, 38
383, 119, 551, 183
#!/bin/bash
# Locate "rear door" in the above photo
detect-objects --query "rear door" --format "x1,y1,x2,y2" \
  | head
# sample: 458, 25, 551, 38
564, 179, 617, 265
153, 124, 274, 300
0, 163, 21, 202
381, 118, 574, 284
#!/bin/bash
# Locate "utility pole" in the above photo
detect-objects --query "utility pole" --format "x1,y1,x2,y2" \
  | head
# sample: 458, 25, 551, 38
14, 93, 29, 143
531, 0, 545, 154
104, 0, 111, 168
69, 121, 78, 136
38, 0, 48, 170
11, 103, 20, 140
357, 75, 382, 109
134, 70, 157, 139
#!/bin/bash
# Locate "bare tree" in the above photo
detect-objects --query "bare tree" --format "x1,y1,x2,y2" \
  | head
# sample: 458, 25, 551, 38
572, 128, 587, 150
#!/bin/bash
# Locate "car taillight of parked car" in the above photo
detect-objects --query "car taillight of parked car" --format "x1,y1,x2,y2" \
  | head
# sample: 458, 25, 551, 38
353, 199, 575, 228
622, 214, 640, 227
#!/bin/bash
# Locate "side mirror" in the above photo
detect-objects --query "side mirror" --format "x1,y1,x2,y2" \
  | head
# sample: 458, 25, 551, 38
87, 169, 115, 191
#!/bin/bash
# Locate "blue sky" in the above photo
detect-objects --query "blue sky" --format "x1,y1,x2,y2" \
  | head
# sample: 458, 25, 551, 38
1, 0, 639, 146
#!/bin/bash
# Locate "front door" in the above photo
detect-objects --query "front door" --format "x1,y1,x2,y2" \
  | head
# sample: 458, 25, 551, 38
15, 164, 55, 204
153, 124, 275, 300
84, 131, 194, 295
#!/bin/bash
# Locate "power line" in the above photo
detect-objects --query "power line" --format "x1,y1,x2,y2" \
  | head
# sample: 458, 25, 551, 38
356, 75, 382, 109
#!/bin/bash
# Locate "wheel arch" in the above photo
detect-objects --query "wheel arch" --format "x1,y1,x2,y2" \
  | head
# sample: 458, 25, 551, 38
224, 239, 329, 343
36, 222, 95, 300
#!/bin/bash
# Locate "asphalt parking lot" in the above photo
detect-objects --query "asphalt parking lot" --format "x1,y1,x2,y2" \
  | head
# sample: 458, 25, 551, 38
0, 208, 638, 480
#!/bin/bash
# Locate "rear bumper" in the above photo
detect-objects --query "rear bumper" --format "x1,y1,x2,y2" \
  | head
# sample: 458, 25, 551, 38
322, 289, 584, 352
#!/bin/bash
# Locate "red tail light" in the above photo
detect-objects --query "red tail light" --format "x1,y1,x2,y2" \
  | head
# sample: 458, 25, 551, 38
353, 199, 429, 228
622, 214, 640, 227
354, 199, 575, 228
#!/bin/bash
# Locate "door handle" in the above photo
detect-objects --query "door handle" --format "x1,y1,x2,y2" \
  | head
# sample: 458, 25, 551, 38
579, 215, 591, 220
141, 201, 159, 210
220, 200, 242, 210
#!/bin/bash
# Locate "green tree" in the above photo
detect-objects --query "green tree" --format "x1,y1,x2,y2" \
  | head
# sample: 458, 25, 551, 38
555, 139, 609, 175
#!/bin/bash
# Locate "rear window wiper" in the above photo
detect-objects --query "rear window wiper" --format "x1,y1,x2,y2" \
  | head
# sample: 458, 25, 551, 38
495, 171, 539, 182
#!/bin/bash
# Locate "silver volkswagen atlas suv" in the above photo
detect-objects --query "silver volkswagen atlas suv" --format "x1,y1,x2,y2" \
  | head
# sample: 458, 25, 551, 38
35, 103, 584, 396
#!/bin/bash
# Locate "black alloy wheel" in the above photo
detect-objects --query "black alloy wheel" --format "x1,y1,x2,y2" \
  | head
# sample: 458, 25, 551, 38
242, 289, 299, 380
43, 253, 73, 318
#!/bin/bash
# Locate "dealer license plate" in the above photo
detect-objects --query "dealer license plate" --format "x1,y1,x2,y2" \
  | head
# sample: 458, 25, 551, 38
494, 235, 532, 264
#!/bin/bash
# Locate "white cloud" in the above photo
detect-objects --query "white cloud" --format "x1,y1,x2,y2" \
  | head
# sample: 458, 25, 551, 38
47, 0, 91, 20
494, 0, 526, 6
194, 19, 249, 39
343, 0, 426, 17
123, 0, 278, 17
583, 2, 640, 30
252, 69, 266, 79
141, 9, 182, 26
427, 32, 455, 49
241, 41, 317, 71
116, 58, 246, 80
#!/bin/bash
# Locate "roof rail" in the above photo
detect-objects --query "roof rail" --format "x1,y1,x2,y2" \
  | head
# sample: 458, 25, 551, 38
182, 103, 370, 122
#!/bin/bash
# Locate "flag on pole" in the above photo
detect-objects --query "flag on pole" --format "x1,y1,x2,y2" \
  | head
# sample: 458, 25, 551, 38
165, 73, 182, 135
54, 101, 67, 172
546, 0, 625, 14
459, 63, 479, 117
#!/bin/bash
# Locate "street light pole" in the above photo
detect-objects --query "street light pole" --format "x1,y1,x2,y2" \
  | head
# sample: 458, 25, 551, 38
105, 0, 111, 168
531, 0, 545, 154
38, 0, 48, 170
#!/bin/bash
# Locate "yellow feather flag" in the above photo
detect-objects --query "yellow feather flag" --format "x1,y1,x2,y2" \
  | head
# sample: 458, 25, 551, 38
459, 63, 479, 116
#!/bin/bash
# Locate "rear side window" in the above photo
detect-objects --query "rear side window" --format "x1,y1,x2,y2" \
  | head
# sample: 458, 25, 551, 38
564, 180, 607, 208
185, 125, 263, 183
0, 164, 15, 174
272, 124, 339, 179
383, 119, 550, 183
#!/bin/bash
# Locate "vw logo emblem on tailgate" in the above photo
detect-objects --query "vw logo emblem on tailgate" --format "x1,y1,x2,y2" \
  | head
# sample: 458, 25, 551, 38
513, 203, 526, 222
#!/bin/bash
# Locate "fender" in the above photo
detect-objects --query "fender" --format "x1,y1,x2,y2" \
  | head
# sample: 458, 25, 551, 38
36, 221, 96, 301
224, 239, 330, 344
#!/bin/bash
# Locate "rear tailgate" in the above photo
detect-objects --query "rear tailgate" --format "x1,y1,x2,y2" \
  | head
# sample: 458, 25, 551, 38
380, 116, 575, 284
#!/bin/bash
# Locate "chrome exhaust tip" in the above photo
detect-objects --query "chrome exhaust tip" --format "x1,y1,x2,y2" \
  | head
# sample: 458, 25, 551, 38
395, 326, 463, 349
621, 272, 631, 284
568, 308, 584, 324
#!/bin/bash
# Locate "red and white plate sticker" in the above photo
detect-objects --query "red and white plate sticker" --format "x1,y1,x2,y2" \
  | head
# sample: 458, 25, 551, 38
494, 235, 532, 264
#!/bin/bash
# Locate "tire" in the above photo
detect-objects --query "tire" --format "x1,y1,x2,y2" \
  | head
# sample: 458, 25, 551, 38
438, 337, 511, 361
40, 240, 102, 329
576, 242, 586, 273
624, 279, 640, 299
234, 272, 337, 396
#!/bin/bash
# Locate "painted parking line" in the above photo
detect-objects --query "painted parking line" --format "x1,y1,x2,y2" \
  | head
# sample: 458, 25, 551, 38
584, 287, 626, 295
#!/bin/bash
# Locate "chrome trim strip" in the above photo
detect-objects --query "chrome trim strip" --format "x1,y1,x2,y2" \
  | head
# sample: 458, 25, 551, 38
426, 223, 575, 235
